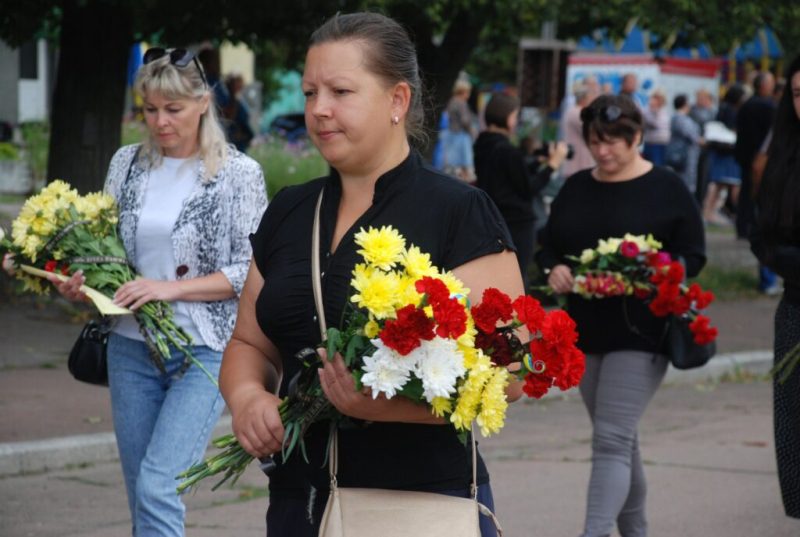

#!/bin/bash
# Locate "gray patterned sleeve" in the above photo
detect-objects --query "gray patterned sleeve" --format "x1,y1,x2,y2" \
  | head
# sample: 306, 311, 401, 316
219, 156, 268, 295
102, 145, 139, 199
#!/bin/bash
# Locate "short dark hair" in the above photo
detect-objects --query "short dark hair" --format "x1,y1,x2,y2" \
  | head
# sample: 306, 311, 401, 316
309, 12, 426, 147
483, 93, 519, 129
673, 94, 688, 110
580, 94, 643, 146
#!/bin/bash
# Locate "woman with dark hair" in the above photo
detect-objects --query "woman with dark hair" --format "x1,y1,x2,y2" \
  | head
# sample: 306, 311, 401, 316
537, 94, 705, 537
220, 12, 523, 537
751, 53, 800, 519
474, 92, 568, 290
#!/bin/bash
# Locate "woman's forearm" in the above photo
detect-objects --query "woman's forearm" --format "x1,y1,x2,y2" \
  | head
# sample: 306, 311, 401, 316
173, 271, 236, 302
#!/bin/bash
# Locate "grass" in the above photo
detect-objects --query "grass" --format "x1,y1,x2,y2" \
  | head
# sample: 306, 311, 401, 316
691, 264, 761, 301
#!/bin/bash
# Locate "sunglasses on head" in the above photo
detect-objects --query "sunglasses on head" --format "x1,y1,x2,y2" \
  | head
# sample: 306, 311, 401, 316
143, 48, 208, 88
580, 105, 625, 124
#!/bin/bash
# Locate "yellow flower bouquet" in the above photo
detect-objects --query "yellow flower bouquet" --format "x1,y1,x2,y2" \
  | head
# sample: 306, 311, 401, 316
0, 180, 213, 381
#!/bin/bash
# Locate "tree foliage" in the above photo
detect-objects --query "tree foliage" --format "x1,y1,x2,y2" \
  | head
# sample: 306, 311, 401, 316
1, 0, 799, 189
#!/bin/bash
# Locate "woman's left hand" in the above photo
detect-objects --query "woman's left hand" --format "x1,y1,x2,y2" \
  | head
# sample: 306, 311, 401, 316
318, 348, 381, 421
113, 278, 181, 310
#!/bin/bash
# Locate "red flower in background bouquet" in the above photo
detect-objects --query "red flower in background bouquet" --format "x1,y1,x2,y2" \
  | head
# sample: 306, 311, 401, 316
471, 288, 585, 399
568, 233, 718, 346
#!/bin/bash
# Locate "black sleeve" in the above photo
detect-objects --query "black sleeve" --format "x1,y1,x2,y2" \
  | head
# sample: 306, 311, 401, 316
751, 226, 800, 285
534, 185, 567, 272
444, 188, 515, 270
665, 174, 707, 277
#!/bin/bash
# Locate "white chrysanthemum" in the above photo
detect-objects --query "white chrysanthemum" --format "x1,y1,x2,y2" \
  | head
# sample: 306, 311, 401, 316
360, 340, 414, 399
414, 337, 466, 402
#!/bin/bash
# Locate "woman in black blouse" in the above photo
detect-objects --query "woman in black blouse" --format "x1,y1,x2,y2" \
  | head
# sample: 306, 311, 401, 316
537, 94, 705, 537
751, 53, 800, 519
219, 12, 523, 537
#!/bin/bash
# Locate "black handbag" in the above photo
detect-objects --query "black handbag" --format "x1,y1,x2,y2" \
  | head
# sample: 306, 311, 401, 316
666, 315, 716, 370
68, 318, 112, 386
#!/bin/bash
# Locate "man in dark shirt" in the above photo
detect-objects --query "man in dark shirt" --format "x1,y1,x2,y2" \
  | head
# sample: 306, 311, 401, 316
735, 71, 778, 293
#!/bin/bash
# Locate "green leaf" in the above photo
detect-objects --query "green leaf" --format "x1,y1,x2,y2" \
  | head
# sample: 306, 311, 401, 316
397, 377, 424, 400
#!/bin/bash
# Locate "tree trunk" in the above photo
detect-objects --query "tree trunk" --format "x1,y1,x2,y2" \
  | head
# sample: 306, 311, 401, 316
47, 0, 133, 193
416, 7, 489, 159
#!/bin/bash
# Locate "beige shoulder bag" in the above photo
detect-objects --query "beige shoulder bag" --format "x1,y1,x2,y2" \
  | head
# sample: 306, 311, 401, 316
310, 191, 503, 537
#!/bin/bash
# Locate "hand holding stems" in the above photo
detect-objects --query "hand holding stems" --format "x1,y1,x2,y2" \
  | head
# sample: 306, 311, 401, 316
547, 264, 574, 294
112, 278, 182, 311
47, 269, 89, 303
228, 386, 285, 459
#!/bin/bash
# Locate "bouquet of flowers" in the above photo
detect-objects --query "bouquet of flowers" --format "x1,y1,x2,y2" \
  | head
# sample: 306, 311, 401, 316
176, 226, 584, 493
566, 233, 718, 345
0, 180, 214, 382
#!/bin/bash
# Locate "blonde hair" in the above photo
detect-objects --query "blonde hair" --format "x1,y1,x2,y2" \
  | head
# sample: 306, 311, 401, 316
133, 52, 228, 181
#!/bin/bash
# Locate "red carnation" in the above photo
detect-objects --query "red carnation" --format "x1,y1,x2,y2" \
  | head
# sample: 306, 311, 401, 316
379, 320, 421, 355
472, 288, 514, 333
554, 348, 586, 391
44, 260, 58, 273
620, 241, 640, 258
512, 295, 546, 332
476, 331, 513, 366
415, 277, 450, 306
523, 372, 553, 399
666, 262, 685, 284
432, 298, 467, 339
529, 338, 566, 380
689, 315, 718, 345
396, 304, 435, 341
540, 310, 578, 353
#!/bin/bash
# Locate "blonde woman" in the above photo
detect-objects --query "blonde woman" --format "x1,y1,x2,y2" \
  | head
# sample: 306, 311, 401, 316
52, 47, 267, 536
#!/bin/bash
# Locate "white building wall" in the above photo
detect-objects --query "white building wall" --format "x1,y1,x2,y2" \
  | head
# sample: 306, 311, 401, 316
17, 39, 49, 122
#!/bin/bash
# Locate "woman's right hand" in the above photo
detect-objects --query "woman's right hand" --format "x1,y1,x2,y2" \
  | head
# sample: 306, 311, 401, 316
49, 270, 89, 303
229, 388, 285, 458
547, 264, 574, 294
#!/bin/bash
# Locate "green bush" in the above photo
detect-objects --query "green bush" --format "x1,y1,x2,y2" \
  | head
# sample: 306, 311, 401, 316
19, 121, 49, 180
247, 139, 328, 199
0, 142, 20, 161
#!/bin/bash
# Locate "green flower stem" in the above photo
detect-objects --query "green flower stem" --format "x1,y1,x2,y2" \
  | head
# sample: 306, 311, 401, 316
176, 402, 289, 494
772, 343, 800, 385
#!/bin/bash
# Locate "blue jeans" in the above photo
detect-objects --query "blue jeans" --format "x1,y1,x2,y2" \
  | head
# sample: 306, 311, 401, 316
108, 333, 224, 537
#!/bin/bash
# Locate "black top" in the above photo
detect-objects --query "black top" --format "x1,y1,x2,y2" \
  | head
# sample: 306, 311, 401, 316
250, 151, 514, 497
734, 95, 776, 167
473, 131, 553, 224
536, 166, 706, 354
751, 229, 800, 304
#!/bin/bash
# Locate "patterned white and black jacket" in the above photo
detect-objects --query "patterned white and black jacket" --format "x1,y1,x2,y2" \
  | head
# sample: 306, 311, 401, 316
104, 144, 268, 352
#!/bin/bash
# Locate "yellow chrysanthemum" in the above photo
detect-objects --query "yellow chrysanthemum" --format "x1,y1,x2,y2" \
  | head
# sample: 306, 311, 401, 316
450, 353, 494, 431
476, 368, 510, 437
41, 179, 79, 202
402, 245, 436, 279
19, 273, 48, 295
437, 270, 469, 298
350, 264, 402, 319
645, 233, 662, 251
76, 192, 117, 221
596, 238, 622, 255
430, 396, 452, 418
397, 275, 423, 308
354, 226, 406, 271
579, 248, 597, 264
364, 319, 381, 338
22, 234, 44, 261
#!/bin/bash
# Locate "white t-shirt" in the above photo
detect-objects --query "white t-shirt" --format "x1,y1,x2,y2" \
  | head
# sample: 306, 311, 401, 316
114, 156, 206, 346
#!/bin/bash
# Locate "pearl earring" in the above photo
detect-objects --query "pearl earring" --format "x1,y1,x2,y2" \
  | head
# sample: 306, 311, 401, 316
391, 115, 400, 125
